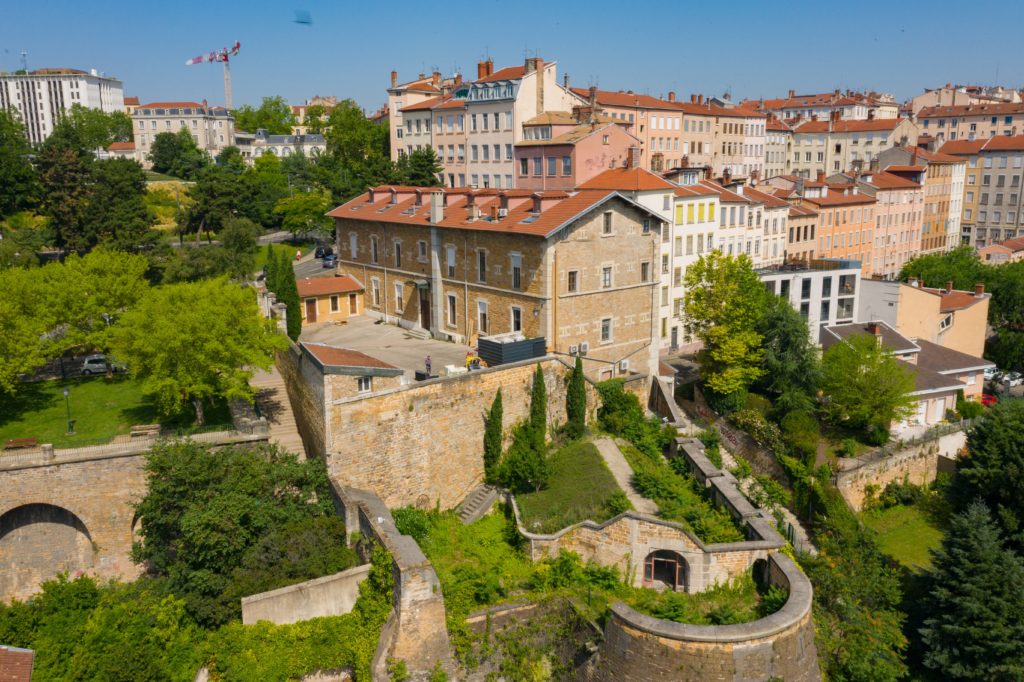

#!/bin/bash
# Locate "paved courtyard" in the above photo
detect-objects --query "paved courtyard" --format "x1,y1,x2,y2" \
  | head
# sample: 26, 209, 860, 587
299, 315, 473, 379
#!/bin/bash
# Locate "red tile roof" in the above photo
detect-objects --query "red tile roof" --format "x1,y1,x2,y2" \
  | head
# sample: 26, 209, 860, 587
476, 66, 527, 83
862, 171, 921, 190
794, 118, 904, 133
302, 343, 399, 370
995, 236, 1024, 252
919, 287, 988, 312
899, 146, 963, 164
673, 184, 719, 198
939, 136, 1024, 155
741, 185, 791, 208
938, 139, 988, 155
918, 102, 1024, 118
789, 204, 818, 218
106, 141, 135, 151
434, 98, 466, 110
0, 646, 34, 682
296, 274, 363, 298
123, 95, 139, 106
884, 164, 926, 172
802, 192, 876, 207
399, 96, 444, 112
578, 167, 676, 191
698, 180, 755, 204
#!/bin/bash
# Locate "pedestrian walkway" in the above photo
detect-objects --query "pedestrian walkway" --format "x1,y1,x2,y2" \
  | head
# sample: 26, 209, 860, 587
593, 437, 659, 515
250, 365, 307, 458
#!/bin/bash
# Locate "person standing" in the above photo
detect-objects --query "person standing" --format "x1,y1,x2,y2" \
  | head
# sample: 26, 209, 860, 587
425, 355, 432, 376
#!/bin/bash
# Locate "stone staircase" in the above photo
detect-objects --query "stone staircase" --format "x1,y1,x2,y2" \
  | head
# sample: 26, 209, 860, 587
457, 484, 499, 524
402, 327, 431, 341
249, 366, 307, 458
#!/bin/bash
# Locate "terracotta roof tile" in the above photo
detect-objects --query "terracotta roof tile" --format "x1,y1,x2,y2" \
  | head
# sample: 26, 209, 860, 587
741, 186, 790, 208
0, 646, 34, 682
918, 102, 1024, 118
476, 65, 526, 83
802, 192, 876, 207
899, 146, 963, 164
919, 287, 988, 312
296, 274, 363, 298
433, 98, 466, 110
106, 141, 135, 151
862, 171, 921, 190
123, 95, 139, 106
578, 167, 676, 191
938, 139, 988, 155
302, 343, 399, 370
399, 96, 445, 112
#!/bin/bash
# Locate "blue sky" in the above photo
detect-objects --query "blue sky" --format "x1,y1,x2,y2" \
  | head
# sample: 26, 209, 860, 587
3, 0, 1022, 111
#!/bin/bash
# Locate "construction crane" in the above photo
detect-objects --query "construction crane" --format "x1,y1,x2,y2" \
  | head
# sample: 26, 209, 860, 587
185, 41, 240, 111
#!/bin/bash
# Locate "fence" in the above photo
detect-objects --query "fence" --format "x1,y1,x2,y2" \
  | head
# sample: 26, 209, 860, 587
851, 419, 975, 467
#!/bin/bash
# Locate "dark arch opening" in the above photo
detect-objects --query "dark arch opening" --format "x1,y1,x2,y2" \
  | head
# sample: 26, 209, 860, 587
752, 558, 770, 590
643, 549, 688, 592
0, 503, 94, 544
0, 503, 97, 601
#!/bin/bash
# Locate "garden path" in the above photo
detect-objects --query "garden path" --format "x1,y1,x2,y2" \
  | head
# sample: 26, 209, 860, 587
250, 365, 307, 458
593, 437, 659, 515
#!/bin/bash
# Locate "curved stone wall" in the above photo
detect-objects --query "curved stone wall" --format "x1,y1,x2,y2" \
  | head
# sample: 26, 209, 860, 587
586, 553, 820, 681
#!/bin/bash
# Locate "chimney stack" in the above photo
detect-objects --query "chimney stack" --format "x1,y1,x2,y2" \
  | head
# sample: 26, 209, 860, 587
868, 322, 883, 344
788, 89, 796, 98
431, 71, 441, 87
563, 73, 569, 88
390, 70, 398, 87
589, 85, 597, 107
690, 94, 697, 104
817, 170, 826, 183
975, 283, 986, 297
477, 59, 493, 80
533, 57, 545, 113
429, 190, 444, 224
490, 205, 500, 222
697, 94, 703, 105
668, 91, 676, 102
946, 279, 954, 293
626, 146, 640, 169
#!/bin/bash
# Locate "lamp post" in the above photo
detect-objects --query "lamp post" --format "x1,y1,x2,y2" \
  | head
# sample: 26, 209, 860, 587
63, 386, 75, 435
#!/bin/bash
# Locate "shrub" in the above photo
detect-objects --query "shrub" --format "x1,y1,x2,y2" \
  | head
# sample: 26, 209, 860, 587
729, 456, 753, 480
751, 474, 791, 510
878, 480, 925, 509
499, 421, 549, 494
744, 393, 773, 416
956, 397, 984, 420
780, 411, 820, 463
705, 385, 747, 415
730, 409, 784, 453
483, 390, 503, 483
596, 379, 673, 458
605, 491, 633, 516
836, 437, 860, 459
392, 506, 434, 545
697, 428, 723, 468
759, 585, 789, 616
675, 381, 695, 402
865, 423, 891, 446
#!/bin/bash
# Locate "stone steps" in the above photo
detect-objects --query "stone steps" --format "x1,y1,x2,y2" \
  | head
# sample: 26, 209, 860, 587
402, 327, 431, 341
457, 484, 498, 524
249, 366, 307, 459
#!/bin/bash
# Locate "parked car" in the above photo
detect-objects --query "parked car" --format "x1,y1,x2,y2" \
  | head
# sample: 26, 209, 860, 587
314, 245, 334, 259
322, 254, 338, 268
981, 393, 999, 407
984, 367, 999, 381
1003, 371, 1023, 387
80, 354, 125, 375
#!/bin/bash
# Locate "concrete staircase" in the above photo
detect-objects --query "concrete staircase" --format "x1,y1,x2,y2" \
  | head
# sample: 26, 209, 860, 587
249, 366, 307, 458
457, 484, 499, 524
402, 327, 431, 341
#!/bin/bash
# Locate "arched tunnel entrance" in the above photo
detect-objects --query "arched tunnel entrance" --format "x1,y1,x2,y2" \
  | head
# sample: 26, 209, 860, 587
0, 503, 96, 602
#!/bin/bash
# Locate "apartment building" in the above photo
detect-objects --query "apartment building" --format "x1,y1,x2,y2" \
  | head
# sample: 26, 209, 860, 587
799, 188, 876, 276
764, 117, 793, 179
917, 102, 1024, 143
786, 204, 819, 261
791, 114, 919, 177
327, 185, 665, 381
290, 95, 336, 135
387, 70, 443, 161
911, 83, 1021, 115
710, 101, 767, 180
878, 146, 966, 253
235, 129, 325, 165
515, 113, 638, 191
132, 101, 234, 164
433, 98, 468, 187
0, 67, 124, 144
759, 258, 861, 335
850, 171, 924, 279
978, 236, 1024, 264
941, 135, 1024, 246
750, 89, 899, 121
697, 180, 783, 267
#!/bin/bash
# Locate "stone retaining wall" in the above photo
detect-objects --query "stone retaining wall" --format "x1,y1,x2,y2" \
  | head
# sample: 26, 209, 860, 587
276, 343, 326, 459
241, 563, 371, 625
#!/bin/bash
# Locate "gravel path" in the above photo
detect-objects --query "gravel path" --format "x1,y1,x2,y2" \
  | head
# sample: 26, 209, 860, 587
593, 437, 659, 515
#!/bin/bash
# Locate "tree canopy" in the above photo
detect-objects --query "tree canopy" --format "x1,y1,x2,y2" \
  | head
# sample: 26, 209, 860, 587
756, 293, 821, 414
274, 189, 333, 238
232, 96, 295, 135
0, 110, 40, 219
149, 128, 209, 180
111, 278, 286, 423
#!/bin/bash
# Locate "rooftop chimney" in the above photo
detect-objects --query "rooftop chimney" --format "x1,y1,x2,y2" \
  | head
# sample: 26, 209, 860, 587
867, 321, 883, 344
975, 283, 986, 297
690, 94, 697, 104
788, 89, 796, 98
946, 279, 954, 293
532, 57, 545, 114
429, 190, 444, 224
589, 85, 597, 107
697, 94, 703, 105
490, 205, 500, 222
391, 70, 398, 88
431, 71, 441, 87
563, 73, 570, 88
668, 91, 676, 102
468, 204, 480, 222
817, 171, 826, 183
477, 59, 493, 80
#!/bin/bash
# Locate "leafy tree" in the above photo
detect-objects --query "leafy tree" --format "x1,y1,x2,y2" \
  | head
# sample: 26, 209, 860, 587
84, 158, 156, 250
483, 389, 503, 483
529, 364, 547, 448
111, 278, 286, 424
302, 103, 329, 134
0, 110, 40, 218
323, 99, 396, 200
131, 440, 334, 627
244, 154, 288, 228
757, 293, 820, 414
565, 355, 587, 439
500, 421, 549, 493
274, 189, 333, 239
232, 96, 295, 135
820, 333, 916, 438
150, 128, 208, 180
218, 216, 261, 280
398, 147, 443, 186
985, 329, 1024, 372
0, 211, 51, 269
0, 267, 53, 392
46, 104, 133, 152
216, 145, 246, 172
275, 250, 302, 341
683, 251, 769, 407
37, 143, 93, 250
899, 247, 986, 294
181, 164, 245, 236
920, 501, 1024, 680
953, 400, 1024, 551
162, 245, 233, 283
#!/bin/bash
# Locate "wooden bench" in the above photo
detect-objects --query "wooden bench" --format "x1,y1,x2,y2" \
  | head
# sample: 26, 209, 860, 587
4, 437, 38, 450
129, 424, 162, 438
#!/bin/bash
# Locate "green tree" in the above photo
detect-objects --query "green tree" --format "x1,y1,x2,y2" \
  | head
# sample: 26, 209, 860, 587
244, 154, 289, 228
111, 278, 286, 424
683, 251, 769, 408
0, 266, 53, 392
920, 501, 1024, 680
131, 440, 334, 627
150, 128, 208, 180
757, 294, 821, 414
181, 164, 245, 236
500, 421, 549, 493
565, 355, 587, 439
323, 99, 396, 200
899, 246, 986, 294
162, 246, 233, 283
275, 250, 302, 341
529, 364, 547, 448
398, 147, 443, 186
483, 389, 503, 483
274, 189, 333, 239
232, 96, 296, 134
38, 143, 93, 251
302, 103, 329, 135
985, 329, 1024, 373
953, 400, 1024, 551
216, 145, 246, 172
820, 333, 916, 438
0, 110, 40, 219
219, 216, 261, 280
84, 158, 156, 250
46, 104, 133, 152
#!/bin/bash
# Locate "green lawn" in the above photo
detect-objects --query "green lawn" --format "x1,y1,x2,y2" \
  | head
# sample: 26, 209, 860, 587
862, 504, 944, 570
0, 376, 232, 448
255, 241, 316, 272
515, 440, 625, 533
143, 170, 182, 182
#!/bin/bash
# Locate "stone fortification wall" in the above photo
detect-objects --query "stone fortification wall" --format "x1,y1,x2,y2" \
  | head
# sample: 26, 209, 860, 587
328, 482, 454, 680
584, 553, 820, 682
834, 430, 964, 510
325, 357, 582, 510
240, 563, 371, 625
277, 343, 326, 459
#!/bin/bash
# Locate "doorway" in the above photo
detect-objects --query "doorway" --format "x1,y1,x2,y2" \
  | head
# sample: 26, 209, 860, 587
419, 287, 431, 330
305, 298, 317, 323
643, 550, 687, 591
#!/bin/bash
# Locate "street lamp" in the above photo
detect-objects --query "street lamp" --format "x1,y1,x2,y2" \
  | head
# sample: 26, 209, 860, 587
63, 387, 75, 435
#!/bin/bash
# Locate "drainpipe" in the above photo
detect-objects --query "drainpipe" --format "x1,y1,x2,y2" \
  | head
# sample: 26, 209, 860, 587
551, 243, 557, 353
463, 232, 470, 341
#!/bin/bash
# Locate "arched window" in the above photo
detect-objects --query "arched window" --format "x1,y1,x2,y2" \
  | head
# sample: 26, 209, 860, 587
643, 549, 688, 592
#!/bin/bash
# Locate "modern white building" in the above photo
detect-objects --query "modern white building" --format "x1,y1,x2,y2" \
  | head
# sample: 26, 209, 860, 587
0, 67, 124, 144
758, 258, 862, 339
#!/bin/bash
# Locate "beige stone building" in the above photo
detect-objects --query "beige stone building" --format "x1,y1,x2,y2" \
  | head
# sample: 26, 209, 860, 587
918, 101, 1024, 143
791, 115, 919, 178
327, 186, 665, 380
132, 100, 234, 165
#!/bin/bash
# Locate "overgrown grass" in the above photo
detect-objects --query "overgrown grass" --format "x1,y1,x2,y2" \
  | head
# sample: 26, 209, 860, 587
861, 503, 945, 571
626, 573, 782, 625
255, 241, 316, 272
618, 442, 745, 543
515, 440, 627, 533
0, 376, 232, 448
144, 182, 193, 229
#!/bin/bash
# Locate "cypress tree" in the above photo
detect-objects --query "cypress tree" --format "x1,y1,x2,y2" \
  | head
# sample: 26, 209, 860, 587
263, 244, 277, 290
529, 364, 547, 448
565, 355, 587, 439
483, 389, 503, 483
277, 250, 302, 341
920, 501, 1024, 680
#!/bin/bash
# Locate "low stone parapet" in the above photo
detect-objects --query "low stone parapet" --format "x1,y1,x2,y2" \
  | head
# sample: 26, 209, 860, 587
241, 564, 371, 625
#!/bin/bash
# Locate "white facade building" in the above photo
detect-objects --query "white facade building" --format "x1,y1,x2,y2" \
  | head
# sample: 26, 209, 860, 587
132, 101, 235, 165
758, 259, 862, 339
0, 68, 124, 144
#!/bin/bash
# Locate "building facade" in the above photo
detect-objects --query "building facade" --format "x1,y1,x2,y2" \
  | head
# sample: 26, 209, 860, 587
918, 102, 1024, 143
941, 135, 1024, 246
751, 89, 899, 121
878, 146, 966, 254
132, 101, 234, 164
515, 116, 638, 191
327, 186, 665, 380
764, 117, 793, 179
790, 115, 919, 178
799, 189, 876, 276
0, 67, 124, 144
759, 259, 861, 336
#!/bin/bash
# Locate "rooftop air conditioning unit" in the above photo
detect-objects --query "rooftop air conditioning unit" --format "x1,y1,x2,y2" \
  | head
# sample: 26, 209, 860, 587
568, 344, 579, 356
498, 207, 508, 218
579, 341, 590, 356
619, 359, 630, 373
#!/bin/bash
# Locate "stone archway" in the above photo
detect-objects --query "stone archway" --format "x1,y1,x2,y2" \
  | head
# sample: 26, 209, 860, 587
0, 503, 96, 602
643, 549, 689, 592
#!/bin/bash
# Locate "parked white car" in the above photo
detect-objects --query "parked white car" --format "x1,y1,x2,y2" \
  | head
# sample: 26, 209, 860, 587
984, 367, 999, 381
80, 354, 126, 375
1003, 371, 1023, 387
